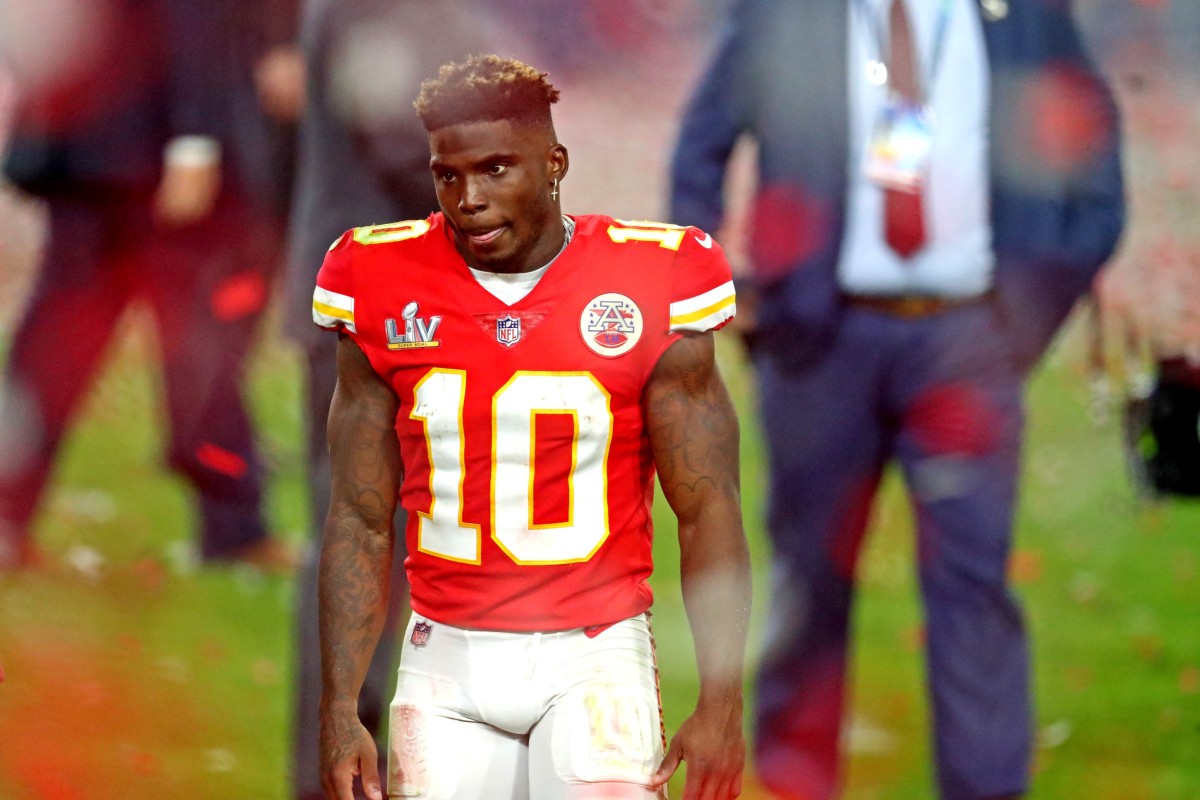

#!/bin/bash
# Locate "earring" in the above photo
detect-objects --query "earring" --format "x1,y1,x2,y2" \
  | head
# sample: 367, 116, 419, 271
551, 178, 559, 201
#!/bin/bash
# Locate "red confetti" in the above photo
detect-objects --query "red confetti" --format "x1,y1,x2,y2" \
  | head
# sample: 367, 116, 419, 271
1131, 634, 1165, 664
901, 624, 926, 653
199, 637, 229, 665
128, 750, 160, 777
195, 443, 248, 479
905, 383, 1000, 456
749, 182, 832, 281
827, 474, 878, 579
131, 558, 168, 592
116, 634, 144, 659
211, 271, 268, 322
1023, 66, 1112, 174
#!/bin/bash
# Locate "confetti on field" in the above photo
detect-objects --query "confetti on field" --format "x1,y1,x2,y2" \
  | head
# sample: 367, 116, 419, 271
127, 749, 160, 777
1039, 719, 1073, 750
1009, 549, 1045, 585
1130, 633, 1165, 664
843, 714, 899, 755
203, 748, 238, 773
900, 624, 925, 653
251, 658, 281, 687
63, 545, 105, 581
131, 557, 168, 592
1063, 665, 1094, 693
164, 539, 200, 575
155, 655, 192, 684
1069, 572, 1101, 607
1178, 666, 1199, 695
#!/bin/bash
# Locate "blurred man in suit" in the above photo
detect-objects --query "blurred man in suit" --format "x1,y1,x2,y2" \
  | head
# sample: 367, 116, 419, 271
282, 2, 488, 796
670, 0, 1124, 797
0, 0, 296, 570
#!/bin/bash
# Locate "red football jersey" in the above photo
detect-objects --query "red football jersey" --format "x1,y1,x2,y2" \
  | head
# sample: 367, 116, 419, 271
313, 213, 735, 631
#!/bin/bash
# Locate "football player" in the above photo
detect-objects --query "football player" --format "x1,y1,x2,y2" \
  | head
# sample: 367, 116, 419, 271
313, 55, 750, 800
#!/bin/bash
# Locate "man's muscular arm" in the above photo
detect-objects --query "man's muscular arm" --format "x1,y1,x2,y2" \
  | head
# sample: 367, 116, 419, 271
319, 335, 402, 800
646, 332, 751, 800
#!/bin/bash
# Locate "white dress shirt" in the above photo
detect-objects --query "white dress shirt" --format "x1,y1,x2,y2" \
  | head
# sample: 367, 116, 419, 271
838, 0, 994, 298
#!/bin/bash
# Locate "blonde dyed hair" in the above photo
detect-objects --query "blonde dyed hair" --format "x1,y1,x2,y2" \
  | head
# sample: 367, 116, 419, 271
414, 54, 560, 132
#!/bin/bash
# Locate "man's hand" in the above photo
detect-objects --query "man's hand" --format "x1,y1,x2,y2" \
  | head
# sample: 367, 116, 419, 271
154, 159, 221, 227
154, 135, 222, 227
255, 44, 306, 122
320, 704, 383, 800
651, 692, 745, 800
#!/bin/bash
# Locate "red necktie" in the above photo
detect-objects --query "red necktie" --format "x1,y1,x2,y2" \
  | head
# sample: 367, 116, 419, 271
884, 0, 926, 259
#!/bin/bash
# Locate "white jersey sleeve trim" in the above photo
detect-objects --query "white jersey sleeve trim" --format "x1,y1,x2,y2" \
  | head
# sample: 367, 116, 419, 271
669, 280, 736, 333
313, 286, 356, 333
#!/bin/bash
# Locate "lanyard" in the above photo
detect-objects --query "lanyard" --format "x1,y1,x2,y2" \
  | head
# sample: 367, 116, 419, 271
853, 0, 955, 102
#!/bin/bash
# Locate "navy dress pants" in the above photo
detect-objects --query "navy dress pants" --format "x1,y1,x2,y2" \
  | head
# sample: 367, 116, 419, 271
753, 303, 1031, 800
0, 192, 270, 560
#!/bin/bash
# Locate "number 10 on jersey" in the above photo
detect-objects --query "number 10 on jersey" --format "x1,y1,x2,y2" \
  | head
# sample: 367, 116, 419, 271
410, 370, 614, 566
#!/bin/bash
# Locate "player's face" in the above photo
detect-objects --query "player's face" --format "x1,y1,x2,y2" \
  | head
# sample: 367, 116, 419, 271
430, 118, 568, 274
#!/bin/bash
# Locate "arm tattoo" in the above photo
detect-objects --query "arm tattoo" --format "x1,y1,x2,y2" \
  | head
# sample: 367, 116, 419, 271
646, 333, 740, 522
319, 337, 402, 705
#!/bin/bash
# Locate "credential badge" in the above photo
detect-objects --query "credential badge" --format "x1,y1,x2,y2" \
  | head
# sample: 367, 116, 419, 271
580, 293, 643, 357
386, 301, 442, 350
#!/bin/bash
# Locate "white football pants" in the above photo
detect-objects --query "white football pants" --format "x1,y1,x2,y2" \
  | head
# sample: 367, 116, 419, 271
387, 613, 666, 800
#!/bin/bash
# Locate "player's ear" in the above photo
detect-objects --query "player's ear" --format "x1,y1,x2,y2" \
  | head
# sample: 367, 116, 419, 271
548, 143, 568, 183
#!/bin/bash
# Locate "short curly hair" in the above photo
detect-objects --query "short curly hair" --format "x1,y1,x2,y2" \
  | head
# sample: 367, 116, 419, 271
414, 54, 560, 133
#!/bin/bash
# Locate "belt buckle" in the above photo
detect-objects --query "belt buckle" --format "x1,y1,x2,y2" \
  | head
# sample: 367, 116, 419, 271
895, 296, 932, 318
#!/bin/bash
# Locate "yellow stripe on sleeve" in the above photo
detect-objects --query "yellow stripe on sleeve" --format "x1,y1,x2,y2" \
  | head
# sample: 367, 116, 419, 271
670, 294, 735, 327
313, 300, 354, 323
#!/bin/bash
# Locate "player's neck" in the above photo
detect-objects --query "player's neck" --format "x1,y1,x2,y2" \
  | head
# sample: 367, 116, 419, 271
517, 216, 571, 274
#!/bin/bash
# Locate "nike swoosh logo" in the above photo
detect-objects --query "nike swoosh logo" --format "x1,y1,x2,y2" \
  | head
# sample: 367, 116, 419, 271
694, 232, 713, 249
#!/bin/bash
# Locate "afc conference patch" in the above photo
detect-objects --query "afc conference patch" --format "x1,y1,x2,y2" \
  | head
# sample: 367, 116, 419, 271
496, 314, 522, 347
580, 293, 643, 357
410, 620, 433, 648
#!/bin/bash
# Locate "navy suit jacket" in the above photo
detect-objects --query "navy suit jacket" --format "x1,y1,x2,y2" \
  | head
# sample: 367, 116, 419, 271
670, 0, 1125, 373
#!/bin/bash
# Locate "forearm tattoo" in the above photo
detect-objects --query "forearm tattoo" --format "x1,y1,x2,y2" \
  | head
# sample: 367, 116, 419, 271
319, 358, 401, 702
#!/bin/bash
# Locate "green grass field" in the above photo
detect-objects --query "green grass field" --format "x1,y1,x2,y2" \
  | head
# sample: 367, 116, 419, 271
0, 310, 1197, 800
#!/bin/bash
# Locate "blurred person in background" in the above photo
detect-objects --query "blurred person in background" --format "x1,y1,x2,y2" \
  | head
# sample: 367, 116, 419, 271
671, 0, 1124, 798
0, 0, 298, 571
281, 2, 489, 797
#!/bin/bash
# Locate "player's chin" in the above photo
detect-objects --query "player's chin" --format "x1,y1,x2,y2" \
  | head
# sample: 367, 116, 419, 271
465, 227, 512, 257
474, 240, 523, 269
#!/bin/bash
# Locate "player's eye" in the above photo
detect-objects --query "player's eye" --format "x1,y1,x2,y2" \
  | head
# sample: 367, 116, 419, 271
487, 164, 508, 176
437, 170, 456, 183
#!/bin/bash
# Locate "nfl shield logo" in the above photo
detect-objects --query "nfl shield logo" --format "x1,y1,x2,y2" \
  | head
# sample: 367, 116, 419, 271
410, 621, 432, 648
496, 314, 522, 347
